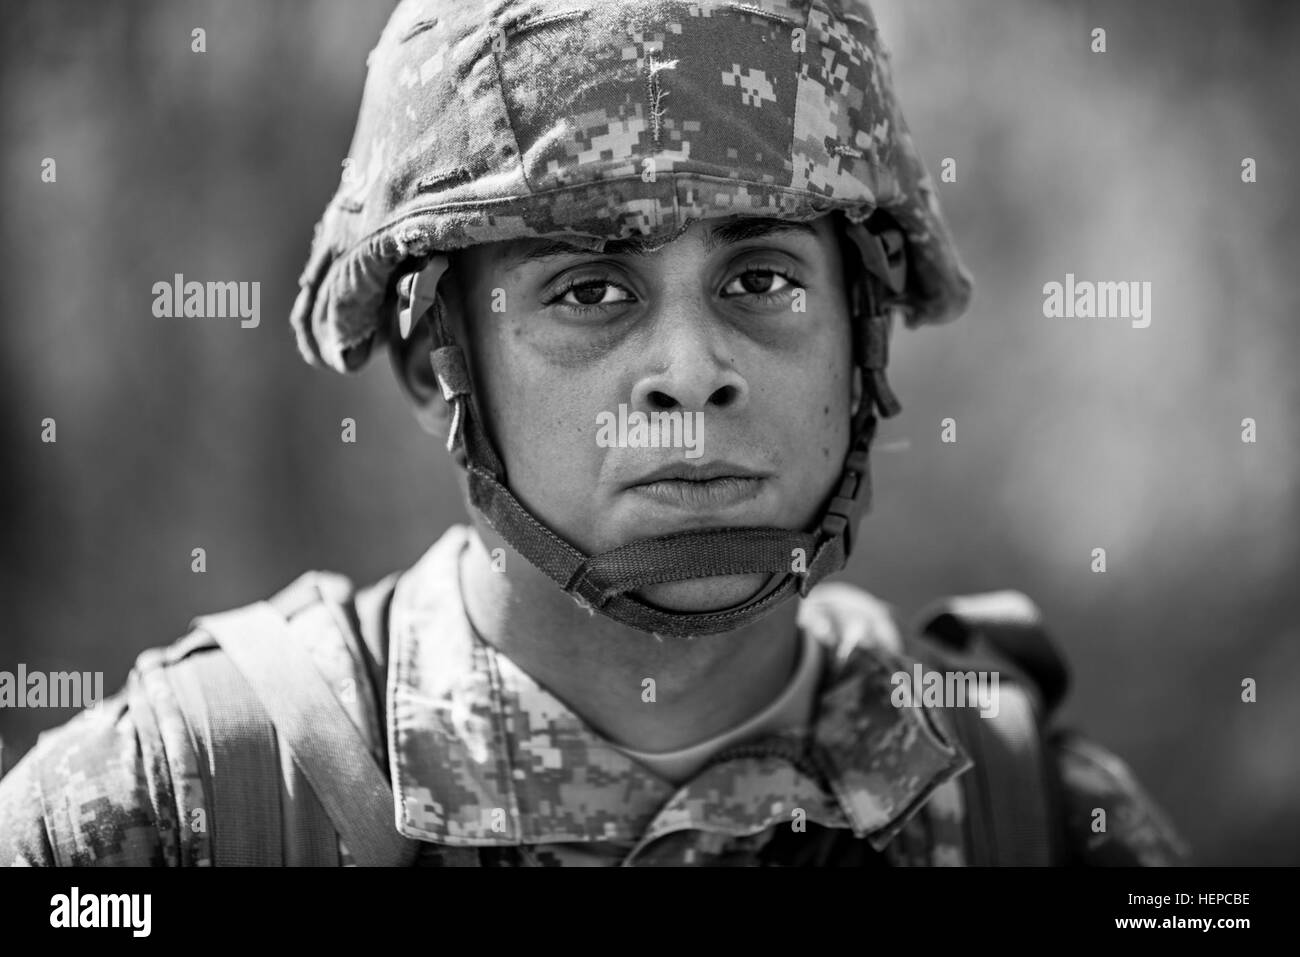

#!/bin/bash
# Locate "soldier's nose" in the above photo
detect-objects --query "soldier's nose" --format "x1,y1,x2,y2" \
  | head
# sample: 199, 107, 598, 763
629, 344, 748, 414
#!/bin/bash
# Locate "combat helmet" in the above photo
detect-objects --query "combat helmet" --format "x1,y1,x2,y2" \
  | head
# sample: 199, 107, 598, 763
289, 0, 973, 637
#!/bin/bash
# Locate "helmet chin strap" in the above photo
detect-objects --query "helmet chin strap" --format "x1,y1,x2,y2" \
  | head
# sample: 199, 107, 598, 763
403, 222, 905, 639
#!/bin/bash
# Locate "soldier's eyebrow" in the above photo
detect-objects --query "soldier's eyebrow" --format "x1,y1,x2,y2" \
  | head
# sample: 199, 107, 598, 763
507, 217, 818, 266
702, 217, 818, 253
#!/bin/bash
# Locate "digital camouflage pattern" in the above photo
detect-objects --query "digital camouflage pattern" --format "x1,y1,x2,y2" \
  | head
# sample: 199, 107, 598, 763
290, 0, 973, 373
0, 525, 1190, 867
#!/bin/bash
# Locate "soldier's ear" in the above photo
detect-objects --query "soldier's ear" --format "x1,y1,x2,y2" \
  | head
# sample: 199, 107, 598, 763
390, 298, 454, 441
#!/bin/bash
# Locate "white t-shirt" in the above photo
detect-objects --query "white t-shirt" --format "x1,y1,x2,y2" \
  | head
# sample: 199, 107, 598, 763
608, 625, 824, 785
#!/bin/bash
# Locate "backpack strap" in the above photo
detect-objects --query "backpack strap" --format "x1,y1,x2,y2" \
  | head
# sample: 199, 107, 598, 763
167, 575, 418, 866
917, 591, 1070, 715
163, 642, 305, 865
907, 591, 1072, 866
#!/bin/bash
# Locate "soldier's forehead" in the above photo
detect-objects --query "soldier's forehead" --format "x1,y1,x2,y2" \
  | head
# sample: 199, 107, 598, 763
486, 215, 828, 269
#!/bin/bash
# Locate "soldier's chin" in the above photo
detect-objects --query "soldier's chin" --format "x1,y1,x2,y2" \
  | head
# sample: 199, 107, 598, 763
634, 573, 773, 618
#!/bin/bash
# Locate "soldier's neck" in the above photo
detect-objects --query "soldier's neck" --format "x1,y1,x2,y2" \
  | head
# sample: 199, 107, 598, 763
458, 523, 802, 754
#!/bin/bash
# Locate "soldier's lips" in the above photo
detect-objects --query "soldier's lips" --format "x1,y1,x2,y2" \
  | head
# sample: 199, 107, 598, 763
627, 475, 766, 510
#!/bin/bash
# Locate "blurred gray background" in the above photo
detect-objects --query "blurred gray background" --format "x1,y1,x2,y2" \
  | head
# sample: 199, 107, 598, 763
2, 0, 1296, 865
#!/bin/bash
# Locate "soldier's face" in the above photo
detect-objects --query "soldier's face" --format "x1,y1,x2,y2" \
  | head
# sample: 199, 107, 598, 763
447, 213, 856, 612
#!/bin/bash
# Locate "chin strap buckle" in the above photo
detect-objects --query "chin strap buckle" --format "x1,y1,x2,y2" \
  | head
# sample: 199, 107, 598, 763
819, 442, 872, 559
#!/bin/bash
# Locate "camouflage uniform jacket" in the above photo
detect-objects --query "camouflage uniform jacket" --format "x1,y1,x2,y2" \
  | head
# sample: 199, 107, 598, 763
0, 525, 1188, 866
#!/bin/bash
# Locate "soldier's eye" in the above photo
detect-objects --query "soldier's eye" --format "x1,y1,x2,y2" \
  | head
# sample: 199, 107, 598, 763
721, 267, 799, 301
548, 278, 637, 315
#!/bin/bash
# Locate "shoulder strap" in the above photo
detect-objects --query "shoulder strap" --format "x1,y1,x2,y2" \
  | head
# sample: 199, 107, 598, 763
168, 578, 418, 866
195, 599, 418, 867
162, 641, 309, 865
907, 591, 1071, 866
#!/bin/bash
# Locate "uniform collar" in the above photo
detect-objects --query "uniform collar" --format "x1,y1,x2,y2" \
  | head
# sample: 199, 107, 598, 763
387, 526, 971, 852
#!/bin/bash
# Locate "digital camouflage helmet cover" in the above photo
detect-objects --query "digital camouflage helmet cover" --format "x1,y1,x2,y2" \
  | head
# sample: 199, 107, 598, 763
289, 0, 973, 637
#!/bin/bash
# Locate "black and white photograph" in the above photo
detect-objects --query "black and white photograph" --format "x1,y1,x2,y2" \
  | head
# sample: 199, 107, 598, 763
1, 0, 1295, 933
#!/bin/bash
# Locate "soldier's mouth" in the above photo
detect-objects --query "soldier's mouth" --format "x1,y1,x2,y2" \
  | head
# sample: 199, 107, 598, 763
629, 476, 765, 509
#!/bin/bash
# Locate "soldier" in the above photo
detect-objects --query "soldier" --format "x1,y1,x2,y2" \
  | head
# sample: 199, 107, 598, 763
0, 0, 1188, 866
